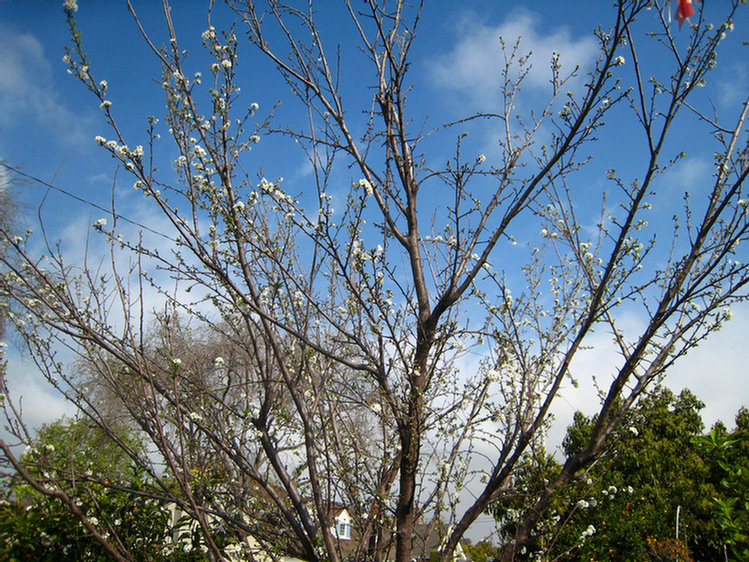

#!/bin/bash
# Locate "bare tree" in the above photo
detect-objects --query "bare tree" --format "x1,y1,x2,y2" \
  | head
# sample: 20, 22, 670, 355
1, 1, 748, 561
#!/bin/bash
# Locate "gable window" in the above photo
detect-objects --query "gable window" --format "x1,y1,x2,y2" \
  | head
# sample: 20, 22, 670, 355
335, 521, 351, 540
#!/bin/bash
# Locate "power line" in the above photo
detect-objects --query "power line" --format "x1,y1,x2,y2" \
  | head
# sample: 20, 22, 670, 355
0, 161, 176, 242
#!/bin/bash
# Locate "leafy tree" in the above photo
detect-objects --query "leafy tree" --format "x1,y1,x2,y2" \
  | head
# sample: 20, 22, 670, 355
1, 2, 748, 561
0, 418, 218, 562
21, 416, 144, 486
461, 539, 501, 562
492, 387, 734, 561
695, 411, 749, 562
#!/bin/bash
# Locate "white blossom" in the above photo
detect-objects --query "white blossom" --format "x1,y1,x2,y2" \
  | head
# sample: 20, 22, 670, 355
580, 524, 596, 539
115, 145, 128, 159
356, 178, 374, 196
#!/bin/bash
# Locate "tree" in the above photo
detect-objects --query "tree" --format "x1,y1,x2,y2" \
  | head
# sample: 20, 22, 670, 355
493, 387, 725, 561
1, 1, 748, 561
564, 388, 720, 561
695, 411, 749, 562
0, 418, 211, 562
460, 539, 501, 562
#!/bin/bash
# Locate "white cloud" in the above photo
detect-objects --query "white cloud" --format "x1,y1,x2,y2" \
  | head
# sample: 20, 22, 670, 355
669, 156, 711, 192
3, 349, 74, 435
548, 312, 644, 451
1, 195, 207, 438
717, 59, 748, 109
0, 163, 9, 193
667, 303, 749, 430
429, 10, 598, 109
0, 26, 92, 147
549, 304, 749, 451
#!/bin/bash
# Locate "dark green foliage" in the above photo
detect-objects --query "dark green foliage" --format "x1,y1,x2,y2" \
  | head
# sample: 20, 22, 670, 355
694, 412, 749, 562
0, 489, 205, 562
491, 386, 740, 562
460, 538, 501, 562
0, 418, 210, 562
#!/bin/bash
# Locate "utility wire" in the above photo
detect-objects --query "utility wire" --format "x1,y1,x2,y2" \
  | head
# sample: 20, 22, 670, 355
1, 161, 176, 242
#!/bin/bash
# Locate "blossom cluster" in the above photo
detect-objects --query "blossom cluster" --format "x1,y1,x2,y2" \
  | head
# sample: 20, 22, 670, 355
354, 178, 374, 196
95, 136, 144, 164
580, 524, 596, 539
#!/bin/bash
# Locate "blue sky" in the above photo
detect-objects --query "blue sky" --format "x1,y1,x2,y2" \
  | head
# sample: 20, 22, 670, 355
1, 1, 748, 441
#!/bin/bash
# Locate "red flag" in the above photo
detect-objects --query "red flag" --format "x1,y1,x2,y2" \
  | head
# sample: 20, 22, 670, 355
675, 0, 696, 29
